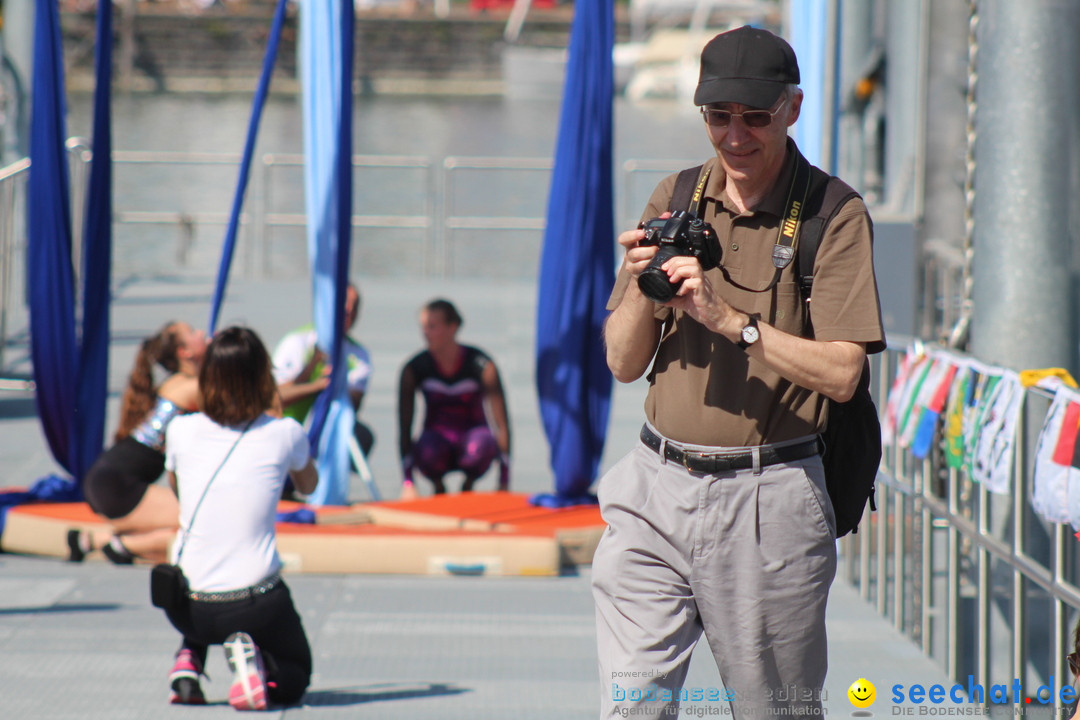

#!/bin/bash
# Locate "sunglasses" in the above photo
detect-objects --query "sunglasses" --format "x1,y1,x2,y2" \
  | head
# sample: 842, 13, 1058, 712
1070, 652, 1080, 676
701, 97, 788, 129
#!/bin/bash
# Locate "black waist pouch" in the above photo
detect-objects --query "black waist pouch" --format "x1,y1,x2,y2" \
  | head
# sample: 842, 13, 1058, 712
150, 563, 189, 611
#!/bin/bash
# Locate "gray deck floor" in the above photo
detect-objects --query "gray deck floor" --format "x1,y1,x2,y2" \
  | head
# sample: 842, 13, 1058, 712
0, 274, 954, 718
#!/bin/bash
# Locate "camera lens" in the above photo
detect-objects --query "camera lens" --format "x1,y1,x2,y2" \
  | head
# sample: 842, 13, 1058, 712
637, 247, 683, 303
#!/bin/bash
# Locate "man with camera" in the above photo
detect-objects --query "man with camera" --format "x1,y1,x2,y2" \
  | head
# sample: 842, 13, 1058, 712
592, 26, 885, 719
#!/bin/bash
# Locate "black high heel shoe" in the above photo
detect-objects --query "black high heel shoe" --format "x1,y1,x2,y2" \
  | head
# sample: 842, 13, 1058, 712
101, 538, 135, 565
66, 529, 89, 563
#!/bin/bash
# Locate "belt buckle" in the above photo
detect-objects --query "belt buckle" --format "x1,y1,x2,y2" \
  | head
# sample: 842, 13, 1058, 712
682, 450, 712, 475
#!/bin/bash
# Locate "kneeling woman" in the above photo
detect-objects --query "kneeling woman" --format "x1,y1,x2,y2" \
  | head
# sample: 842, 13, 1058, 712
162, 326, 318, 709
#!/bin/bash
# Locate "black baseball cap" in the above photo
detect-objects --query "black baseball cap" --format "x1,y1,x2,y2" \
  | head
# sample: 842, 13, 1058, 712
694, 26, 800, 108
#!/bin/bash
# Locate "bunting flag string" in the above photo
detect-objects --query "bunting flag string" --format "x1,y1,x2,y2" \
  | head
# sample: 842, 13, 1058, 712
882, 347, 1020, 495
882, 347, 1080, 521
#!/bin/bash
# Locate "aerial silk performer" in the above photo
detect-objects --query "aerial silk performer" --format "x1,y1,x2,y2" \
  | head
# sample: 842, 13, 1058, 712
299, 0, 355, 506
532, 0, 615, 508
22, 0, 111, 506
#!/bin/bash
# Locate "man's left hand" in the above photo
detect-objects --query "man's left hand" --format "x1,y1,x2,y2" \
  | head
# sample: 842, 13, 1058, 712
661, 256, 743, 342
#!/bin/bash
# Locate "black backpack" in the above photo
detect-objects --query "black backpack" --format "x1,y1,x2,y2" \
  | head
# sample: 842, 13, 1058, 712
668, 161, 880, 537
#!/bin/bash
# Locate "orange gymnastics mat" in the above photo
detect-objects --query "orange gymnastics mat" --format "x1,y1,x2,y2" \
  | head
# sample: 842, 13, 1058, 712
0, 492, 605, 577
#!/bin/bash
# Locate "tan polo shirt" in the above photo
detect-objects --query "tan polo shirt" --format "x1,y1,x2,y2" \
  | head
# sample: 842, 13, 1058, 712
607, 144, 885, 447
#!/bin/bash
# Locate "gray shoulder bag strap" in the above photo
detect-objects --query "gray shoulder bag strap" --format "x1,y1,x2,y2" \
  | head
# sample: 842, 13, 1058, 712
173, 418, 256, 563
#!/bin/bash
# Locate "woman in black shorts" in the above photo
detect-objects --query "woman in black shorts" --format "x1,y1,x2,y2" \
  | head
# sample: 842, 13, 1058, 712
67, 321, 207, 564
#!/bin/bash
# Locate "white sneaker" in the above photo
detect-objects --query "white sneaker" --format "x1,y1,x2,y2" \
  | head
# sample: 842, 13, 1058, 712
224, 632, 268, 711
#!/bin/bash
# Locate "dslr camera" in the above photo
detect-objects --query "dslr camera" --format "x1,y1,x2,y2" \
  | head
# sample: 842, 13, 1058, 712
636, 211, 721, 303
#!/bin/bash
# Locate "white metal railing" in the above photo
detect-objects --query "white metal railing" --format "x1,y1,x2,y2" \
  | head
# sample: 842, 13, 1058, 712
48, 146, 701, 282
258, 152, 436, 276
0, 156, 30, 390
847, 345, 1080, 694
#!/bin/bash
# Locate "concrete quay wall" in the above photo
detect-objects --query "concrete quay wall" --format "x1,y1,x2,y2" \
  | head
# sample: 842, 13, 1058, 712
59, 3, 630, 94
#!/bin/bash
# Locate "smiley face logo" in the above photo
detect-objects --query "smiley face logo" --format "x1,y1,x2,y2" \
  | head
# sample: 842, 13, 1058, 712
848, 678, 876, 708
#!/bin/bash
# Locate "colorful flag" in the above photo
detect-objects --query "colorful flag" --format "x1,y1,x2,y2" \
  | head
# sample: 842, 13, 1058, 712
893, 353, 933, 449
1033, 387, 1080, 524
882, 348, 920, 448
943, 363, 972, 469
970, 370, 1023, 494
900, 357, 949, 449
911, 358, 959, 459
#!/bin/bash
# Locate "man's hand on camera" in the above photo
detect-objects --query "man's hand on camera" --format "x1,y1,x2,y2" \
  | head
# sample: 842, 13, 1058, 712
662, 256, 744, 342
618, 212, 672, 279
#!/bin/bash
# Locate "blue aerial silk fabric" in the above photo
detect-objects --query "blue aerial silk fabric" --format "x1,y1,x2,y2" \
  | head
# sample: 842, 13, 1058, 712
208, 0, 289, 334
789, 0, 830, 169
532, 0, 615, 507
27, 0, 112, 487
76, 0, 114, 481
28, 0, 77, 475
300, 0, 355, 506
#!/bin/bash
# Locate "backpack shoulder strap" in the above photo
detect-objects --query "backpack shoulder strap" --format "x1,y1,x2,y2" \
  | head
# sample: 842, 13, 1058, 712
796, 165, 861, 302
668, 164, 705, 213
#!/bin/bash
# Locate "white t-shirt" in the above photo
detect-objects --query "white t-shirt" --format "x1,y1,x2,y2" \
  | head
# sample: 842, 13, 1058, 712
165, 413, 310, 593
272, 326, 372, 394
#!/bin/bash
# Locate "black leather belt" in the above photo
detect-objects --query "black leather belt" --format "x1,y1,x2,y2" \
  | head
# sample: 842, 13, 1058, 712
639, 425, 821, 475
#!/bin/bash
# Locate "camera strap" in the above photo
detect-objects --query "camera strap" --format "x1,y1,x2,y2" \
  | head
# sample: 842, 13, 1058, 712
774, 154, 812, 271
688, 167, 711, 217
720, 153, 812, 294
174, 418, 255, 564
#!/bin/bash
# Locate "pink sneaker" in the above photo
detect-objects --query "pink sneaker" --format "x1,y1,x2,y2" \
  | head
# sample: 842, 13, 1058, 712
168, 648, 206, 705
224, 633, 268, 711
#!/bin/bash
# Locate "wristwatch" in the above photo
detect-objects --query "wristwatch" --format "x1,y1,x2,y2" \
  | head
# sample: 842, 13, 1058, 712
737, 313, 761, 350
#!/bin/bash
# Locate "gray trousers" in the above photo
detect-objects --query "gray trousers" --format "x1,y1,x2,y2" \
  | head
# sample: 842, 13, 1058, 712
591, 428, 837, 719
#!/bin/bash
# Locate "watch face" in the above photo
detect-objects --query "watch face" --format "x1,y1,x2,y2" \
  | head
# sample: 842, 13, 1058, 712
742, 326, 760, 344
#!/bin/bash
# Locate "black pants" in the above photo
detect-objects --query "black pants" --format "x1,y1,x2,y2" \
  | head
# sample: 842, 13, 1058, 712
165, 582, 312, 706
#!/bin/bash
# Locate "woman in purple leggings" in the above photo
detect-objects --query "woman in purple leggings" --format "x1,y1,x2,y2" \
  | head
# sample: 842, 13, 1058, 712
397, 299, 511, 499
